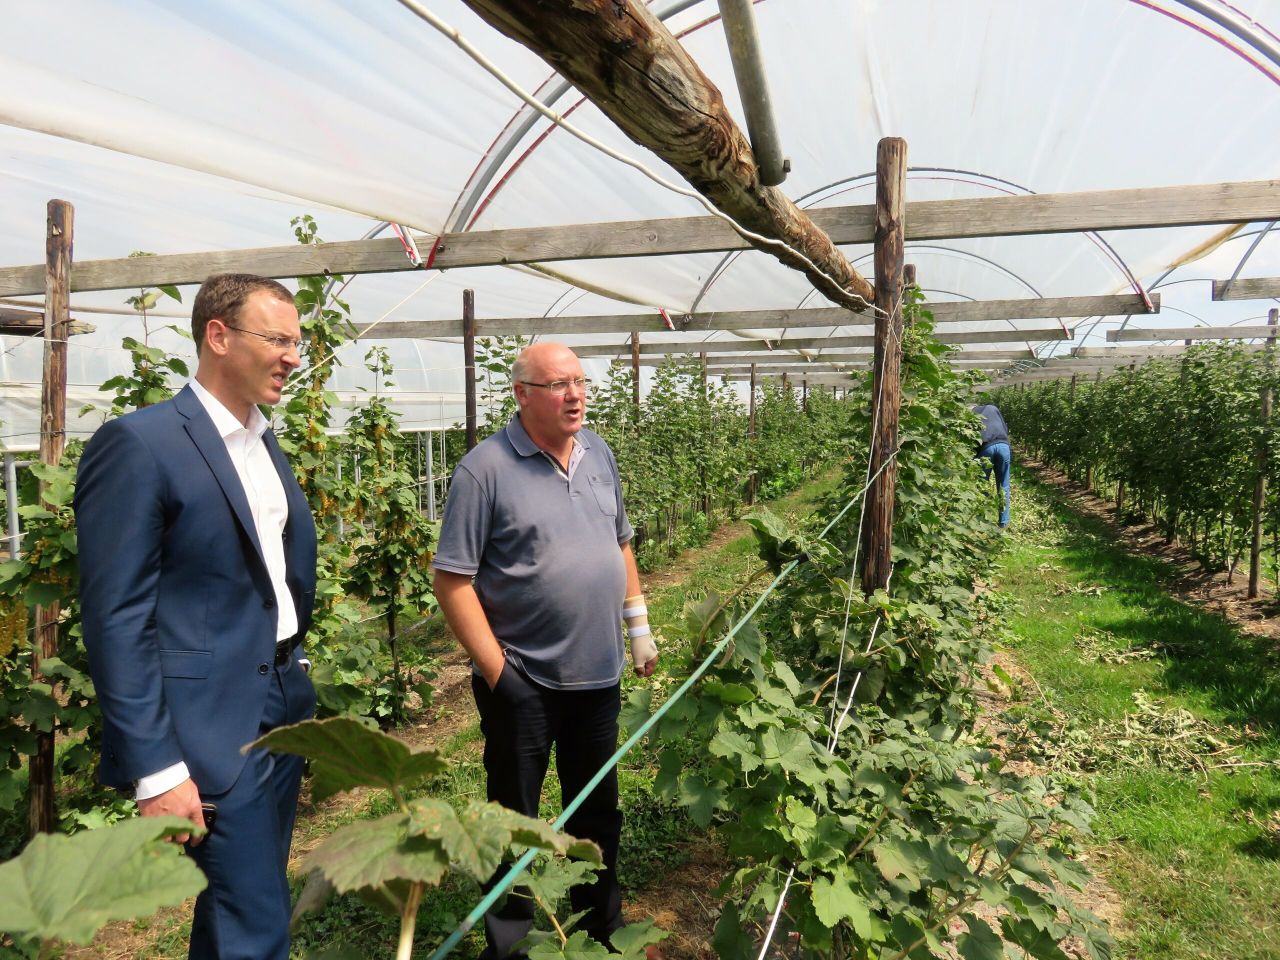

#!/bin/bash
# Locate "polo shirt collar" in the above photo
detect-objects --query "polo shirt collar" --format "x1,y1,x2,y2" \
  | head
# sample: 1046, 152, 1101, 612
505, 414, 589, 457
189, 377, 269, 440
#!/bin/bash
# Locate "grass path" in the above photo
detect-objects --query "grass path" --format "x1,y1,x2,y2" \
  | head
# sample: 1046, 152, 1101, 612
994, 466, 1280, 959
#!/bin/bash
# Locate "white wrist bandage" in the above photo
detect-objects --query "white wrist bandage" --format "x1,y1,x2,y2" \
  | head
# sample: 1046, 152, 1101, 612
623, 594, 658, 667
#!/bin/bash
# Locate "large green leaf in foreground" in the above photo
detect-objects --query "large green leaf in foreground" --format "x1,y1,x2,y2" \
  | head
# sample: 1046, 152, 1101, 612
248, 716, 447, 802
0, 816, 206, 945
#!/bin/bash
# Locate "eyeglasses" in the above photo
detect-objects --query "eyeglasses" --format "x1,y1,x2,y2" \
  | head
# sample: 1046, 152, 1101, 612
520, 377, 592, 396
224, 324, 305, 352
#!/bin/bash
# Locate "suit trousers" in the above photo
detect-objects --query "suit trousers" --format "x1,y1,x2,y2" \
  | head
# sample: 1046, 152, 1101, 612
472, 664, 624, 959
186, 659, 314, 960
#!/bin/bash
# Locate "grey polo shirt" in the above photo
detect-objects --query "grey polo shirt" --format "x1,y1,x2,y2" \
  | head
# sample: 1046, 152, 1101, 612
432, 416, 634, 690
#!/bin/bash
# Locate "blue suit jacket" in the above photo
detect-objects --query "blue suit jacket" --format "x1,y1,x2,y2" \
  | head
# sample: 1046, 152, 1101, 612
74, 385, 317, 796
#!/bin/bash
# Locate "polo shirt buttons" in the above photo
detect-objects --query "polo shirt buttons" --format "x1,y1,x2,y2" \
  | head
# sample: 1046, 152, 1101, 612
258, 663, 270, 675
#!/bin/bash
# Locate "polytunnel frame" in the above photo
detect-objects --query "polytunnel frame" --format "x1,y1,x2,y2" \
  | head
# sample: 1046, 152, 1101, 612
337, 0, 1280, 351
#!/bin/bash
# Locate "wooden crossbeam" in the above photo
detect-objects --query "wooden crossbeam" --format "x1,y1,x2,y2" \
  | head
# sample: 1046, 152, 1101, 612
575, 325, 1071, 358
1074, 342, 1272, 358
1211, 277, 1280, 301
634, 347, 1035, 365
0, 306, 94, 336
353, 293, 1154, 339
1107, 325, 1280, 342
0, 179, 1273, 296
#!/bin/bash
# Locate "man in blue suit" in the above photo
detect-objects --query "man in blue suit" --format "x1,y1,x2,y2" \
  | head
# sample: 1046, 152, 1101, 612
75, 273, 318, 960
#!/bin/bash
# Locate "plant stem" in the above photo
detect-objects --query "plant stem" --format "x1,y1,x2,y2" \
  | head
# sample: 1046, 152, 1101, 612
396, 882, 424, 960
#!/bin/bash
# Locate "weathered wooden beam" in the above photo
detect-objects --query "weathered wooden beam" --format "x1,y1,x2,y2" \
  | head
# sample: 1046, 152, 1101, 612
0, 306, 94, 336
861, 137, 906, 596
0, 178, 1272, 296
637, 347, 1035, 365
575, 325, 1070, 358
1107, 325, 1280, 342
30, 200, 72, 837
1212, 277, 1280, 301
352, 293, 1155, 339
1073, 343, 1267, 358
459, 0, 873, 311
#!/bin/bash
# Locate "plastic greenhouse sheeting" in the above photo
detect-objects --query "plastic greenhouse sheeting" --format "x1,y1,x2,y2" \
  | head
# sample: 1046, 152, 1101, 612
1, 0, 1279, 448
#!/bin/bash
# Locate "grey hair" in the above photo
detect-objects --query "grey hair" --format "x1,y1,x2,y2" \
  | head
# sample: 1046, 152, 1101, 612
511, 351, 530, 389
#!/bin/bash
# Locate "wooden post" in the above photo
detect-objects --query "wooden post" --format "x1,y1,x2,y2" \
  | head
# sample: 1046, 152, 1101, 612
802, 377, 808, 412
859, 137, 907, 596
1069, 373, 1078, 404
1248, 308, 1278, 598
781, 371, 790, 394
29, 199, 72, 836
700, 351, 708, 401
631, 331, 641, 417
747, 361, 758, 504
463, 289, 477, 450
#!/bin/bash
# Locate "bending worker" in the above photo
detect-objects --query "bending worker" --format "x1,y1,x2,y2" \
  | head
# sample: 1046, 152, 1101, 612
432, 341, 658, 958
972, 401, 1012, 528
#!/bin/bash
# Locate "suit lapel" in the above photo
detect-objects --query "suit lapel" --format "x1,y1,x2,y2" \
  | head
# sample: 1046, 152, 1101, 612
174, 385, 267, 568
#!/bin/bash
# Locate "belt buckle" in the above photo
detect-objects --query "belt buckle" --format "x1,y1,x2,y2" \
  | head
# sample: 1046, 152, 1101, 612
273, 640, 290, 666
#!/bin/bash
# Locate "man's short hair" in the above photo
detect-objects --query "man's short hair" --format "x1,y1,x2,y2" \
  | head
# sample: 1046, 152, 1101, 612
191, 274, 295, 355
511, 352, 530, 389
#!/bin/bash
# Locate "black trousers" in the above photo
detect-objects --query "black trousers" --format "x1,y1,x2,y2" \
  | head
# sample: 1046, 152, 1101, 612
472, 664, 624, 959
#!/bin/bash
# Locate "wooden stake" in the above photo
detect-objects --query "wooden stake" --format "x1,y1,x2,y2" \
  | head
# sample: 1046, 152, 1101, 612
802, 378, 809, 412
463, 289, 477, 451
1248, 308, 1278, 598
860, 138, 907, 596
631, 331, 641, 416
29, 200, 72, 836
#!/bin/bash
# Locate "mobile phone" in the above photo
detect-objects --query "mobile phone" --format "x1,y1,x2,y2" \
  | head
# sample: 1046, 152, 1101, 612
200, 802, 218, 833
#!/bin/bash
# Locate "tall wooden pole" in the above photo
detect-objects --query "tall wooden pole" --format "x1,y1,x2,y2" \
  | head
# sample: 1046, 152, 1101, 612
802, 377, 808, 412
860, 138, 907, 596
747, 361, 758, 505
631, 331, 641, 417
463, 289, 477, 450
1248, 308, 1278, 598
29, 200, 72, 836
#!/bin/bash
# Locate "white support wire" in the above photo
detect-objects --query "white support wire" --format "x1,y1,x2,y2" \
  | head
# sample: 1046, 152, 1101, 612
391, 0, 882, 321
755, 299, 905, 959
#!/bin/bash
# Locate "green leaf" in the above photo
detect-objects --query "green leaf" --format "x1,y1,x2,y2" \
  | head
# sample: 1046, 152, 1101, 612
158, 285, 183, 303
609, 918, 671, 960
677, 774, 725, 828
522, 857, 601, 909
303, 813, 447, 912
407, 800, 514, 881
248, 717, 446, 802
871, 838, 924, 891
810, 867, 871, 937
0, 816, 206, 945
712, 902, 754, 960
528, 929, 612, 959
619, 687, 652, 736
957, 914, 1005, 960
708, 730, 761, 773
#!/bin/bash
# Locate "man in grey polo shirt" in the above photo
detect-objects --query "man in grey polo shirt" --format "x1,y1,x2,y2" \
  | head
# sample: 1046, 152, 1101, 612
433, 342, 658, 959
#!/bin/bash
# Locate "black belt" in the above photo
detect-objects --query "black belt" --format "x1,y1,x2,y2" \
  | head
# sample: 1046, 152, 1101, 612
274, 639, 293, 666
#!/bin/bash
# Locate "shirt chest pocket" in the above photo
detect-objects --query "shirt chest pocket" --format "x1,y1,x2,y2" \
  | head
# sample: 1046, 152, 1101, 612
588, 476, 618, 518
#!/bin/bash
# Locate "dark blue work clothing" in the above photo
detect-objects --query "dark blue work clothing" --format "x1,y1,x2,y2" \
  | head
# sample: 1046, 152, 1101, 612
980, 441, 1012, 527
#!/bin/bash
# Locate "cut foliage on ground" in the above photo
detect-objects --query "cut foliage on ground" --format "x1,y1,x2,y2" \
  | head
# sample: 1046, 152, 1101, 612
991, 464, 1280, 960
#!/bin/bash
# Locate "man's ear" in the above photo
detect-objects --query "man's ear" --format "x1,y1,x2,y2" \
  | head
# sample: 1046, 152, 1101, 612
204, 318, 232, 357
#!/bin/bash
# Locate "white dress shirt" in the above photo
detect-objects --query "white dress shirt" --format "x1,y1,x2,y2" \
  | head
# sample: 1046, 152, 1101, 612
135, 380, 299, 801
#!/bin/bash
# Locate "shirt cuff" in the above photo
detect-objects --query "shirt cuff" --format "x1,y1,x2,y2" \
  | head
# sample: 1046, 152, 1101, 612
135, 762, 191, 801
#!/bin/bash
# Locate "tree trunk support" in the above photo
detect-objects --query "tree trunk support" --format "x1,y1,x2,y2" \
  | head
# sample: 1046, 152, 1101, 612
747, 361, 758, 505
459, 0, 873, 310
859, 139, 907, 596
29, 199, 72, 837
